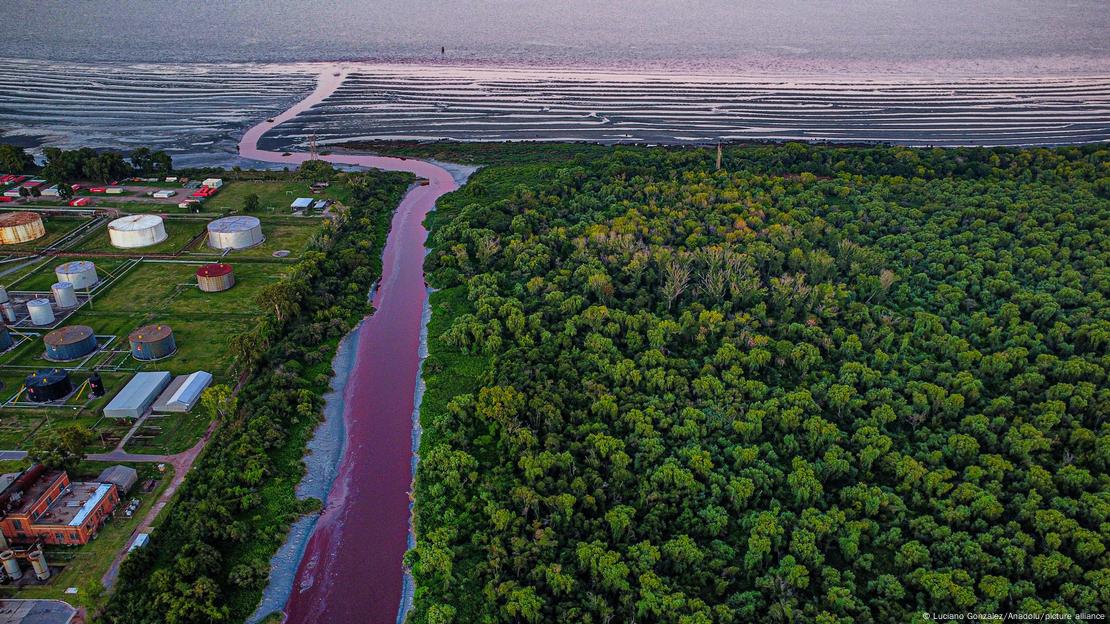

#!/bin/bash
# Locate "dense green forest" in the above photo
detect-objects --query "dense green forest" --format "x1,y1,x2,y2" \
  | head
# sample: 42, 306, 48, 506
100, 165, 412, 623
410, 143, 1109, 623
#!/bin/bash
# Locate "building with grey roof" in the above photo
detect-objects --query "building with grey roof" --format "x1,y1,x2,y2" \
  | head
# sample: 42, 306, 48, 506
102, 371, 171, 418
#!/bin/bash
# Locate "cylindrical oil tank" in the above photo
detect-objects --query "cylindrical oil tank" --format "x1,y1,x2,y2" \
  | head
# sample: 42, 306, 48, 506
54, 260, 99, 290
0, 550, 22, 580
196, 263, 235, 292
28, 549, 49, 581
0, 325, 12, 351
207, 216, 263, 250
0, 211, 45, 245
24, 368, 72, 402
26, 298, 54, 326
108, 214, 167, 248
44, 325, 97, 361
52, 281, 78, 308
0, 303, 14, 323
88, 372, 105, 398
129, 323, 176, 360
0, 286, 8, 303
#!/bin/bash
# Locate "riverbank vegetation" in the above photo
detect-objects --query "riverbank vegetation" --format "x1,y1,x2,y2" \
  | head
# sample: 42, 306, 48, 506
99, 165, 412, 623
411, 143, 1109, 622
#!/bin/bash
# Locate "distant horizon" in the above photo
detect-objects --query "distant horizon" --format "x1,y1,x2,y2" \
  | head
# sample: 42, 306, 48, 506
7, 0, 1109, 75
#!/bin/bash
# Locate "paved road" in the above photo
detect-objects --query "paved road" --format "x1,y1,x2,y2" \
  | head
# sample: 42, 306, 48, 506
0, 450, 28, 461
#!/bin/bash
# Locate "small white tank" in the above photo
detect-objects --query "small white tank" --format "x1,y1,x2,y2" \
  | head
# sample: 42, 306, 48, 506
27, 298, 55, 326
28, 549, 49, 580
0, 302, 14, 323
0, 550, 21, 580
52, 282, 78, 308
108, 215, 168, 248
0, 285, 8, 304
54, 260, 99, 290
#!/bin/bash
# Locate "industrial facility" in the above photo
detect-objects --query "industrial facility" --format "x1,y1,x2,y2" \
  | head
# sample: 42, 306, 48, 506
0, 212, 45, 245
207, 215, 264, 250
196, 263, 235, 292
23, 368, 72, 403
42, 325, 97, 361
103, 371, 171, 418
107, 214, 168, 248
0, 464, 120, 547
54, 260, 99, 290
128, 323, 176, 361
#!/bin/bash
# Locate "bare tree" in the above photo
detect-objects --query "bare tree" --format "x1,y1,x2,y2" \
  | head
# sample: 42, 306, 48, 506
662, 255, 691, 310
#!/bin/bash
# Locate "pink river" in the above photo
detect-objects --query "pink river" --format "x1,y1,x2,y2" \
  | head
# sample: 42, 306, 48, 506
239, 66, 459, 624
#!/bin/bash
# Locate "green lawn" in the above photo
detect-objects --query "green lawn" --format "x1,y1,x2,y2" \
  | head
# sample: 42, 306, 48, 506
88, 260, 286, 317
0, 463, 175, 609
205, 180, 350, 215
125, 409, 211, 455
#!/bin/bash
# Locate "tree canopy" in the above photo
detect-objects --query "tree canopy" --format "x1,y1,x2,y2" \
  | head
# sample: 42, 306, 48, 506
410, 143, 1109, 623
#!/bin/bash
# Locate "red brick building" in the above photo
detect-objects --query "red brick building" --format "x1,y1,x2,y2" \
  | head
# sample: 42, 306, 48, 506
0, 465, 119, 546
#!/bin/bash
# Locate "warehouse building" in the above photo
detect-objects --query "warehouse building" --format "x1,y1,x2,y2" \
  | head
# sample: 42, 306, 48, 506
96, 465, 138, 495
152, 371, 212, 413
103, 371, 171, 418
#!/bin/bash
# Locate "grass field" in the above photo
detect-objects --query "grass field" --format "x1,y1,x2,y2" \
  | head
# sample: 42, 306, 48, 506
125, 408, 211, 454
88, 261, 285, 317
204, 180, 351, 215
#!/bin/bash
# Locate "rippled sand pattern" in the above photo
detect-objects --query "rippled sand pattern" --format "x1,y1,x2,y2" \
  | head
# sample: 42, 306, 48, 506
264, 66, 1110, 147
0, 58, 317, 161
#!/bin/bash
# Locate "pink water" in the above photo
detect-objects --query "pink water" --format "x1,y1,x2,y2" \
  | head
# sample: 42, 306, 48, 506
240, 66, 458, 624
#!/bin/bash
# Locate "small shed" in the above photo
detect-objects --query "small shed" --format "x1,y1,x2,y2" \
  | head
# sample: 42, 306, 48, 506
290, 197, 313, 210
103, 371, 171, 418
98, 465, 138, 494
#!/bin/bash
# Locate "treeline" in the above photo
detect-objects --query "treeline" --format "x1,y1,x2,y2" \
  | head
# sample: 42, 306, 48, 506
99, 167, 412, 623
41, 146, 173, 182
0, 143, 174, 182
410, 143, 1109, 622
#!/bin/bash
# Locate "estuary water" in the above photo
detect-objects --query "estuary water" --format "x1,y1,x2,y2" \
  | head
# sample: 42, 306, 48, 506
0, 0, 1107, 155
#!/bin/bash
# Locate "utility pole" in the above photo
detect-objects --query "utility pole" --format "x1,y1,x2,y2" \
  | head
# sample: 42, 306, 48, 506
308, 133, 319, 161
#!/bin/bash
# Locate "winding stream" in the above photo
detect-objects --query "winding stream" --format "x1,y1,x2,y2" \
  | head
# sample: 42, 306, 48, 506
239, 65, 462, 624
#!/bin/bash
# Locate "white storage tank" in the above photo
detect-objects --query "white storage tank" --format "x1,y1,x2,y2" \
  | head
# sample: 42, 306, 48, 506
55, 260, 99, 290
52, 281, 78, 308
108, 215, 168, 248
27, 298, 54, 326
207, 216, 264, 250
